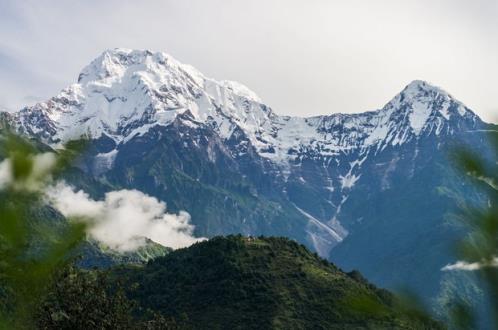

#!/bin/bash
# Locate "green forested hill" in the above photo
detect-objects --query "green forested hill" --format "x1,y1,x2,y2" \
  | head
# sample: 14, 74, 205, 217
114, 236, 442, 329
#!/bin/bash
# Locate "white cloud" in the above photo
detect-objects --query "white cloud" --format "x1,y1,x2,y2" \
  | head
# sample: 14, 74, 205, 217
442, 258, 498, 271
46, 182, 205, 252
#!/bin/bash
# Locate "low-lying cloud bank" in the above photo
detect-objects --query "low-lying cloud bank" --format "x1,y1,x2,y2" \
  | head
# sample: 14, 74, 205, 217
46, 182, 205, 252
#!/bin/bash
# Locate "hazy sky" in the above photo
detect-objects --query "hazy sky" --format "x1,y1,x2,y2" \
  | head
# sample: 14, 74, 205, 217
0, 0, 497, 121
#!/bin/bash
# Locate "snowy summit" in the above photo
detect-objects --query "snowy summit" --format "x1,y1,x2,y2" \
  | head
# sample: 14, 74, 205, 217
12, 48, 478, 164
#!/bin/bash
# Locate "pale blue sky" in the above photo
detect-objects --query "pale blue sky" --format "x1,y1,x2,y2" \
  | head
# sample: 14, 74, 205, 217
0, 0, 497, 121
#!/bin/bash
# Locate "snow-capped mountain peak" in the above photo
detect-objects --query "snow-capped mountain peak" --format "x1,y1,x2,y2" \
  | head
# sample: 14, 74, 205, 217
9, 49, 480, 164
78, 48, 193, 85
77, 48, 262, 103
14, 48, 267, 145
386, 80, 470, 133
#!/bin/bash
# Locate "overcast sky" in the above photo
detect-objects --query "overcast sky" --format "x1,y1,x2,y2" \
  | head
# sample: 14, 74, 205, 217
0, 0, 497, 121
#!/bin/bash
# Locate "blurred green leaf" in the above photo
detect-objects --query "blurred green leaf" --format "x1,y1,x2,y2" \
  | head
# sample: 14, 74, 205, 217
0, 132, 88, 328
450, 130, 498, 328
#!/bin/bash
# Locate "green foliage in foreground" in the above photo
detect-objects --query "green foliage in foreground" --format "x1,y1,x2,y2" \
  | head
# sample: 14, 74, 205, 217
113, 235, 442, 329
449, 130, 498, 329
0, 133, 87, 329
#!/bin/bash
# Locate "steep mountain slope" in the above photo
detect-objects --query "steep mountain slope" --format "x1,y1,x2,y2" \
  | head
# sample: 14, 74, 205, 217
113, 235, 442, 329
3, 48, 492, 315
330, 138, 475, 296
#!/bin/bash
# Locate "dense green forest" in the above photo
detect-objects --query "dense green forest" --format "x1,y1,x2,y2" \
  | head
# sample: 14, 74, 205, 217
36, 236, 441, 329
112, 235, 442, 329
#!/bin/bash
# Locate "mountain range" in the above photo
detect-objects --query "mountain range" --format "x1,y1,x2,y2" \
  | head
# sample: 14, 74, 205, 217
1, 48, 493, 318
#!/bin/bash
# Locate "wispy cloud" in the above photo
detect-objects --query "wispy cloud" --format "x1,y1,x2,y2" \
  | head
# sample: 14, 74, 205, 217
442, 258, 498, 271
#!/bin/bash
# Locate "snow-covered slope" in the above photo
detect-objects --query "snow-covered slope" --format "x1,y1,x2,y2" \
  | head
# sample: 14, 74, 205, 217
12, 48, 479, 163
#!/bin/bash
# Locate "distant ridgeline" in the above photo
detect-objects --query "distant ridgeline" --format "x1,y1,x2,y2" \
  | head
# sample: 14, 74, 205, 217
76, 239, 170, 268
1, 48, 494, 323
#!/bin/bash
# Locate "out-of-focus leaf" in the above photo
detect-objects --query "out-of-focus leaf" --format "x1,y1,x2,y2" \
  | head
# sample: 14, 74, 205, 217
0, 133, 88, 328
451, 131, 498, 328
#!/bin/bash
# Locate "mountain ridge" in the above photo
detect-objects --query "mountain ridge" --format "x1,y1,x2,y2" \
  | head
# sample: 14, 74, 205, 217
8, 48, 483, 162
